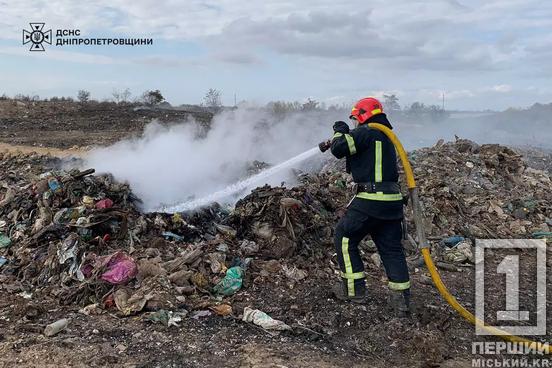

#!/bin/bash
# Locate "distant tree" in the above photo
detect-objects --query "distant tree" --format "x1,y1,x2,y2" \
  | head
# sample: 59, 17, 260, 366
203, 88, 222, 109
266, 100, 302, 117
141, 89, 165, 105
112, 88, 132, 104
408, 101, 425, 113
120, 88, 132, 103
0, 94, 8, 101
77, 90, 91, 103
405, 101, 448, 122
301, 98, 319, 111
383, 94, 401, 111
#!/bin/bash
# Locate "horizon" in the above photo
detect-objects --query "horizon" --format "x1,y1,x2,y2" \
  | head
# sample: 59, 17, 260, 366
1, 1, 551, 111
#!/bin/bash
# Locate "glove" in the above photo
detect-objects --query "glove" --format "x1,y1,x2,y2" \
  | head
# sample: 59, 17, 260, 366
333, 121, 350, 134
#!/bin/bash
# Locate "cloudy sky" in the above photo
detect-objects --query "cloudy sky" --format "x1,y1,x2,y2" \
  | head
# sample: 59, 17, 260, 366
0, 0, 551, 110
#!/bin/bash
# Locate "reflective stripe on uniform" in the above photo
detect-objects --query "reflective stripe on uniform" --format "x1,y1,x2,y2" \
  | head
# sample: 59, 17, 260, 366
388, 280, 411, 291
344, 134, 356, 155
341, 237, 355, 296
356, 192, 402, 201
332, 132, 356, 156
375, 140, 382, 182
341, 271, 365, 280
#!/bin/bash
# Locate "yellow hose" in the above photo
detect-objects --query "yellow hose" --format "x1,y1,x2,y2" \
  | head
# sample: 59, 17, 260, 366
367, 122, 548, 351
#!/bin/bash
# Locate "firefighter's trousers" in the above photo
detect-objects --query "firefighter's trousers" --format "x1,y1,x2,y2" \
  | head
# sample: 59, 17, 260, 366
334, 208, 410, 296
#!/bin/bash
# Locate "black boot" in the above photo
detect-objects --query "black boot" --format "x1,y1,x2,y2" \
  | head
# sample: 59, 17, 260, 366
332, 282, 368, 304
389, 288, 411, 317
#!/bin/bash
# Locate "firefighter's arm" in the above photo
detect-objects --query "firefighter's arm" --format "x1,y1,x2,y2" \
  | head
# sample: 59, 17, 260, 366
330, 121, 357, 159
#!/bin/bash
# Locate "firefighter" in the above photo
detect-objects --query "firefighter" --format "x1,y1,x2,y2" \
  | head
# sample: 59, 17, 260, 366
330, 97, 410, 316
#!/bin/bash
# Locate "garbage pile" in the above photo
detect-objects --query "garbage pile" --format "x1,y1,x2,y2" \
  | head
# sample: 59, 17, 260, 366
229, 175, 349, 260
1, 138, 551, 316
0, 153, 250, 314
409, 139, 552, 239
515, 146, 552, 174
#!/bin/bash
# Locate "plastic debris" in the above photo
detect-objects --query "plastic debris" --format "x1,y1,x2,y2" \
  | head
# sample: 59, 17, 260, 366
162, 231, 184, 242
242, 307, 291, 331
240, 239, 259, 256
213, 266, 244, 295
282, 265, 307, 281
191, 310, 212, 320
82, 196, 95, 207
47, 177, 62, 193
145, 309, 187, 327
44, 318, 70, 337
443, 240, 474, 264
442, 236, 465, 248
0, 233, 11, 248
98, 252, 138, 284
95, 198, 114, 209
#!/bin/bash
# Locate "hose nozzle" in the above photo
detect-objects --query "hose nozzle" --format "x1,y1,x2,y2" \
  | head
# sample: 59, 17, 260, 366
318, 140, 331, 153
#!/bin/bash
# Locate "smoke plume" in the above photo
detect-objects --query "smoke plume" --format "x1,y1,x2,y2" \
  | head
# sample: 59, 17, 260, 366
85, 107, 342, 211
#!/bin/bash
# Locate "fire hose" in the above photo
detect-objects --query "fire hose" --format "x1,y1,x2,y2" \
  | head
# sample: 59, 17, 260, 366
322, 123, 548, 350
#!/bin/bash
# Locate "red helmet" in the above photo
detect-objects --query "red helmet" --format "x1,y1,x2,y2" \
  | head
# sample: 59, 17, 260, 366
350, 97, 384, 124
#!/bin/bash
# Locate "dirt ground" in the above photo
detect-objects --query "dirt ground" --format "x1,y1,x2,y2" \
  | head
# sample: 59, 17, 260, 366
0, 100, 212, 149
0, 101, 551, 367
2, 249, 550, 368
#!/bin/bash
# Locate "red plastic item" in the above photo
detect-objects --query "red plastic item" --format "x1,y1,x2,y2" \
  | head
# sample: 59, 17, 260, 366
99, 251, 137, 284
95, 198, 114, 209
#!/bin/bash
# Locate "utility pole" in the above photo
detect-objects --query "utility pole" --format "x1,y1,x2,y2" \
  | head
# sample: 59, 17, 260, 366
234, 93, 237, 107
442, 92, 445, 111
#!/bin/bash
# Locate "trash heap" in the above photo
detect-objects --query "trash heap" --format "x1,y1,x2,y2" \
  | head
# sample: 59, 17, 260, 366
0, 153, 251, 317
229, 176, 349, 260
515, 146, 552, 174
1, 138, 551, 318
409, 139, 552, 240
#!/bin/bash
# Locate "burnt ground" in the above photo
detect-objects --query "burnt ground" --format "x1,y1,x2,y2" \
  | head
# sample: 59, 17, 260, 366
0, 100, 212, 149
1, 101, 551, 367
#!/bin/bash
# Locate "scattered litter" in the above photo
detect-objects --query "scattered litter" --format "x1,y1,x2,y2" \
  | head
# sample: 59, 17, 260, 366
240, 240, 259, 256
282, 265, 307, 282
443, 240, 474, 264
98, 252, 138, 285
442, 236, 465, 248
44, 318, 69, 337
242, 307, 291, 331
113, 289, 152, 316
145, 309, 187, 327
210, 304, 233, 316
0, 233, 11, 248
213, 266, 244, 295
191, 310, 212, 320
95, 198, 114, 209
162, 231, 184, 242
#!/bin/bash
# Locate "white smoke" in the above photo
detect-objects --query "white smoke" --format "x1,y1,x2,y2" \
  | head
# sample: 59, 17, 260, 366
85, 106, 343, 211
84, 105, 551, 212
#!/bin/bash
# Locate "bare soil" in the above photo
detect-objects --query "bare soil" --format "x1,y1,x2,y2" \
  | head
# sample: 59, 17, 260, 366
0, 100, 212, 149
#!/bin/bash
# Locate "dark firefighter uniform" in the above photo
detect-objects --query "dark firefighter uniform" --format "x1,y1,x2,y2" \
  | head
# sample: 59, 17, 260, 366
331, 113, 410, 299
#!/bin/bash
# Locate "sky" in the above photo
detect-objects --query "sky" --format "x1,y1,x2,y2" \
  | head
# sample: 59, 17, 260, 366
1, 0, 552, 110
